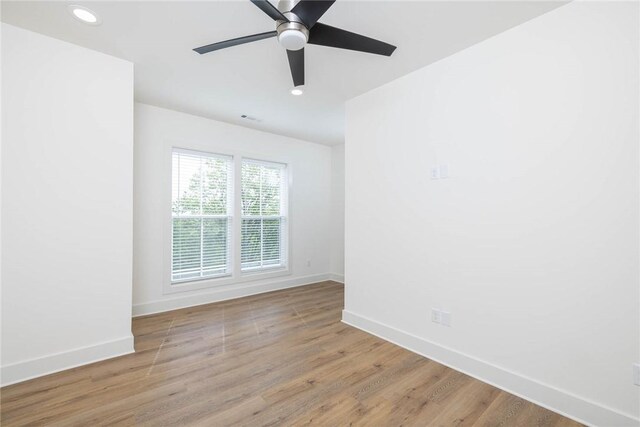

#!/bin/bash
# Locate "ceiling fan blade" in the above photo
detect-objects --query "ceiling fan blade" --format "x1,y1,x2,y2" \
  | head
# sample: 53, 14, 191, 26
291, 0, 335, 28
308, 23, 396, 56
286, 48, 305, 87
193, 31, 277, 54
250, 0, 289, 22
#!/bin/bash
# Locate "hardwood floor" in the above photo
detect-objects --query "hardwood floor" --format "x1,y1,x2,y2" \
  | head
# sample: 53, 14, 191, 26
1, 281, 582, 426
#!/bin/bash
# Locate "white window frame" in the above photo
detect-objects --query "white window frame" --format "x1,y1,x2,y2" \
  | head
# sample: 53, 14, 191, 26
170, 148, 233, 283
240, 158, 289, 274
163, 144, 291, 295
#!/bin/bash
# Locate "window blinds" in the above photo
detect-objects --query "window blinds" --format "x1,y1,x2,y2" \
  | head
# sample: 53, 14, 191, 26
241, 160, 287, 271
171, 150, 232, 281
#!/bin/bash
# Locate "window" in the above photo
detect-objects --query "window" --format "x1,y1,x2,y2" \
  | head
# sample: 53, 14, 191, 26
241, 160, 288, 272
170, 150, 288, 288
171, 150, 232, 281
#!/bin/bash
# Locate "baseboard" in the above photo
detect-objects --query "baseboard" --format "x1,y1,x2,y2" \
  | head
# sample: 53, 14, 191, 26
133, 273, 333, 317
329, 273, 344, 283
1, 335, 134, 387
342, 310, 639, 427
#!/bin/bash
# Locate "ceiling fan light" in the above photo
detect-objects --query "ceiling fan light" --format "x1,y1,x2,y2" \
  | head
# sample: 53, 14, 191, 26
278, 29, 307, 51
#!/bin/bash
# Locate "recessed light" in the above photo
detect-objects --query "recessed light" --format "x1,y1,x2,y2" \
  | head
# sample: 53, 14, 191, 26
68, 5, 101, 25
291, 88, 304, 96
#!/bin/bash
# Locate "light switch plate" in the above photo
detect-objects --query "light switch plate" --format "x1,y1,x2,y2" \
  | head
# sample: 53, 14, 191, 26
439, 164, 449, 179
431, 308, 441, 323
430, 167, 440, 180
440, 311, 452, 327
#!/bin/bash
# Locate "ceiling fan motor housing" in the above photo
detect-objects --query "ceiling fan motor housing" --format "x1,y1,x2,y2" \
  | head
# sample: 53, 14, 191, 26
193, 0, 397, 90
276, 0, 309, 51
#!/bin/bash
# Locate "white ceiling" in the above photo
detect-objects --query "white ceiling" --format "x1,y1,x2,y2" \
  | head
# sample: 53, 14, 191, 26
2, 1, 566, 145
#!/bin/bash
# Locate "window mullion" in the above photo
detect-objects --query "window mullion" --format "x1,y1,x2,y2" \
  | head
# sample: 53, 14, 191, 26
199, 157, 204, 277
200, 218, 204, 278
259, 165, 263, 268
233, 155, 242, 278
176, 155, 181, 276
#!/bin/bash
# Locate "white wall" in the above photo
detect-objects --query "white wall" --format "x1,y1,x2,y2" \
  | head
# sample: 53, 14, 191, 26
330, 144, 345, 281
1, 24, 134, 385
0, 3, 4, 379
344, 2, 639, 426
133, 103, 332, 316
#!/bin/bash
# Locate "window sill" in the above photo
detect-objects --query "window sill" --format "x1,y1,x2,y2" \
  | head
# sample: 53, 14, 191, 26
164, 267, 291, 295
171, 273, 232, 286
241, 265, 289, 280
241, 264, 287, 275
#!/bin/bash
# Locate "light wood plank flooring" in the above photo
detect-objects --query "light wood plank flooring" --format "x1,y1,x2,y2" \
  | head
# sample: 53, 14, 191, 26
1, 281, 582, 426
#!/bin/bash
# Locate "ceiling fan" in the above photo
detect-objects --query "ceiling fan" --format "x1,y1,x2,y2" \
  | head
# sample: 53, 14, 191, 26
193, 0, 396, 91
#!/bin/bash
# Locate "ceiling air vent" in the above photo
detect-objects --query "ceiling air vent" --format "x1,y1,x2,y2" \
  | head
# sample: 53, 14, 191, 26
241, 114, 261, 123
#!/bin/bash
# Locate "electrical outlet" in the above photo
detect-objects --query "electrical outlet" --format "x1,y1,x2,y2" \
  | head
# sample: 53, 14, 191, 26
431, 308, 441, 324
440, 311, 452, 327
634, 363, 640, 386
